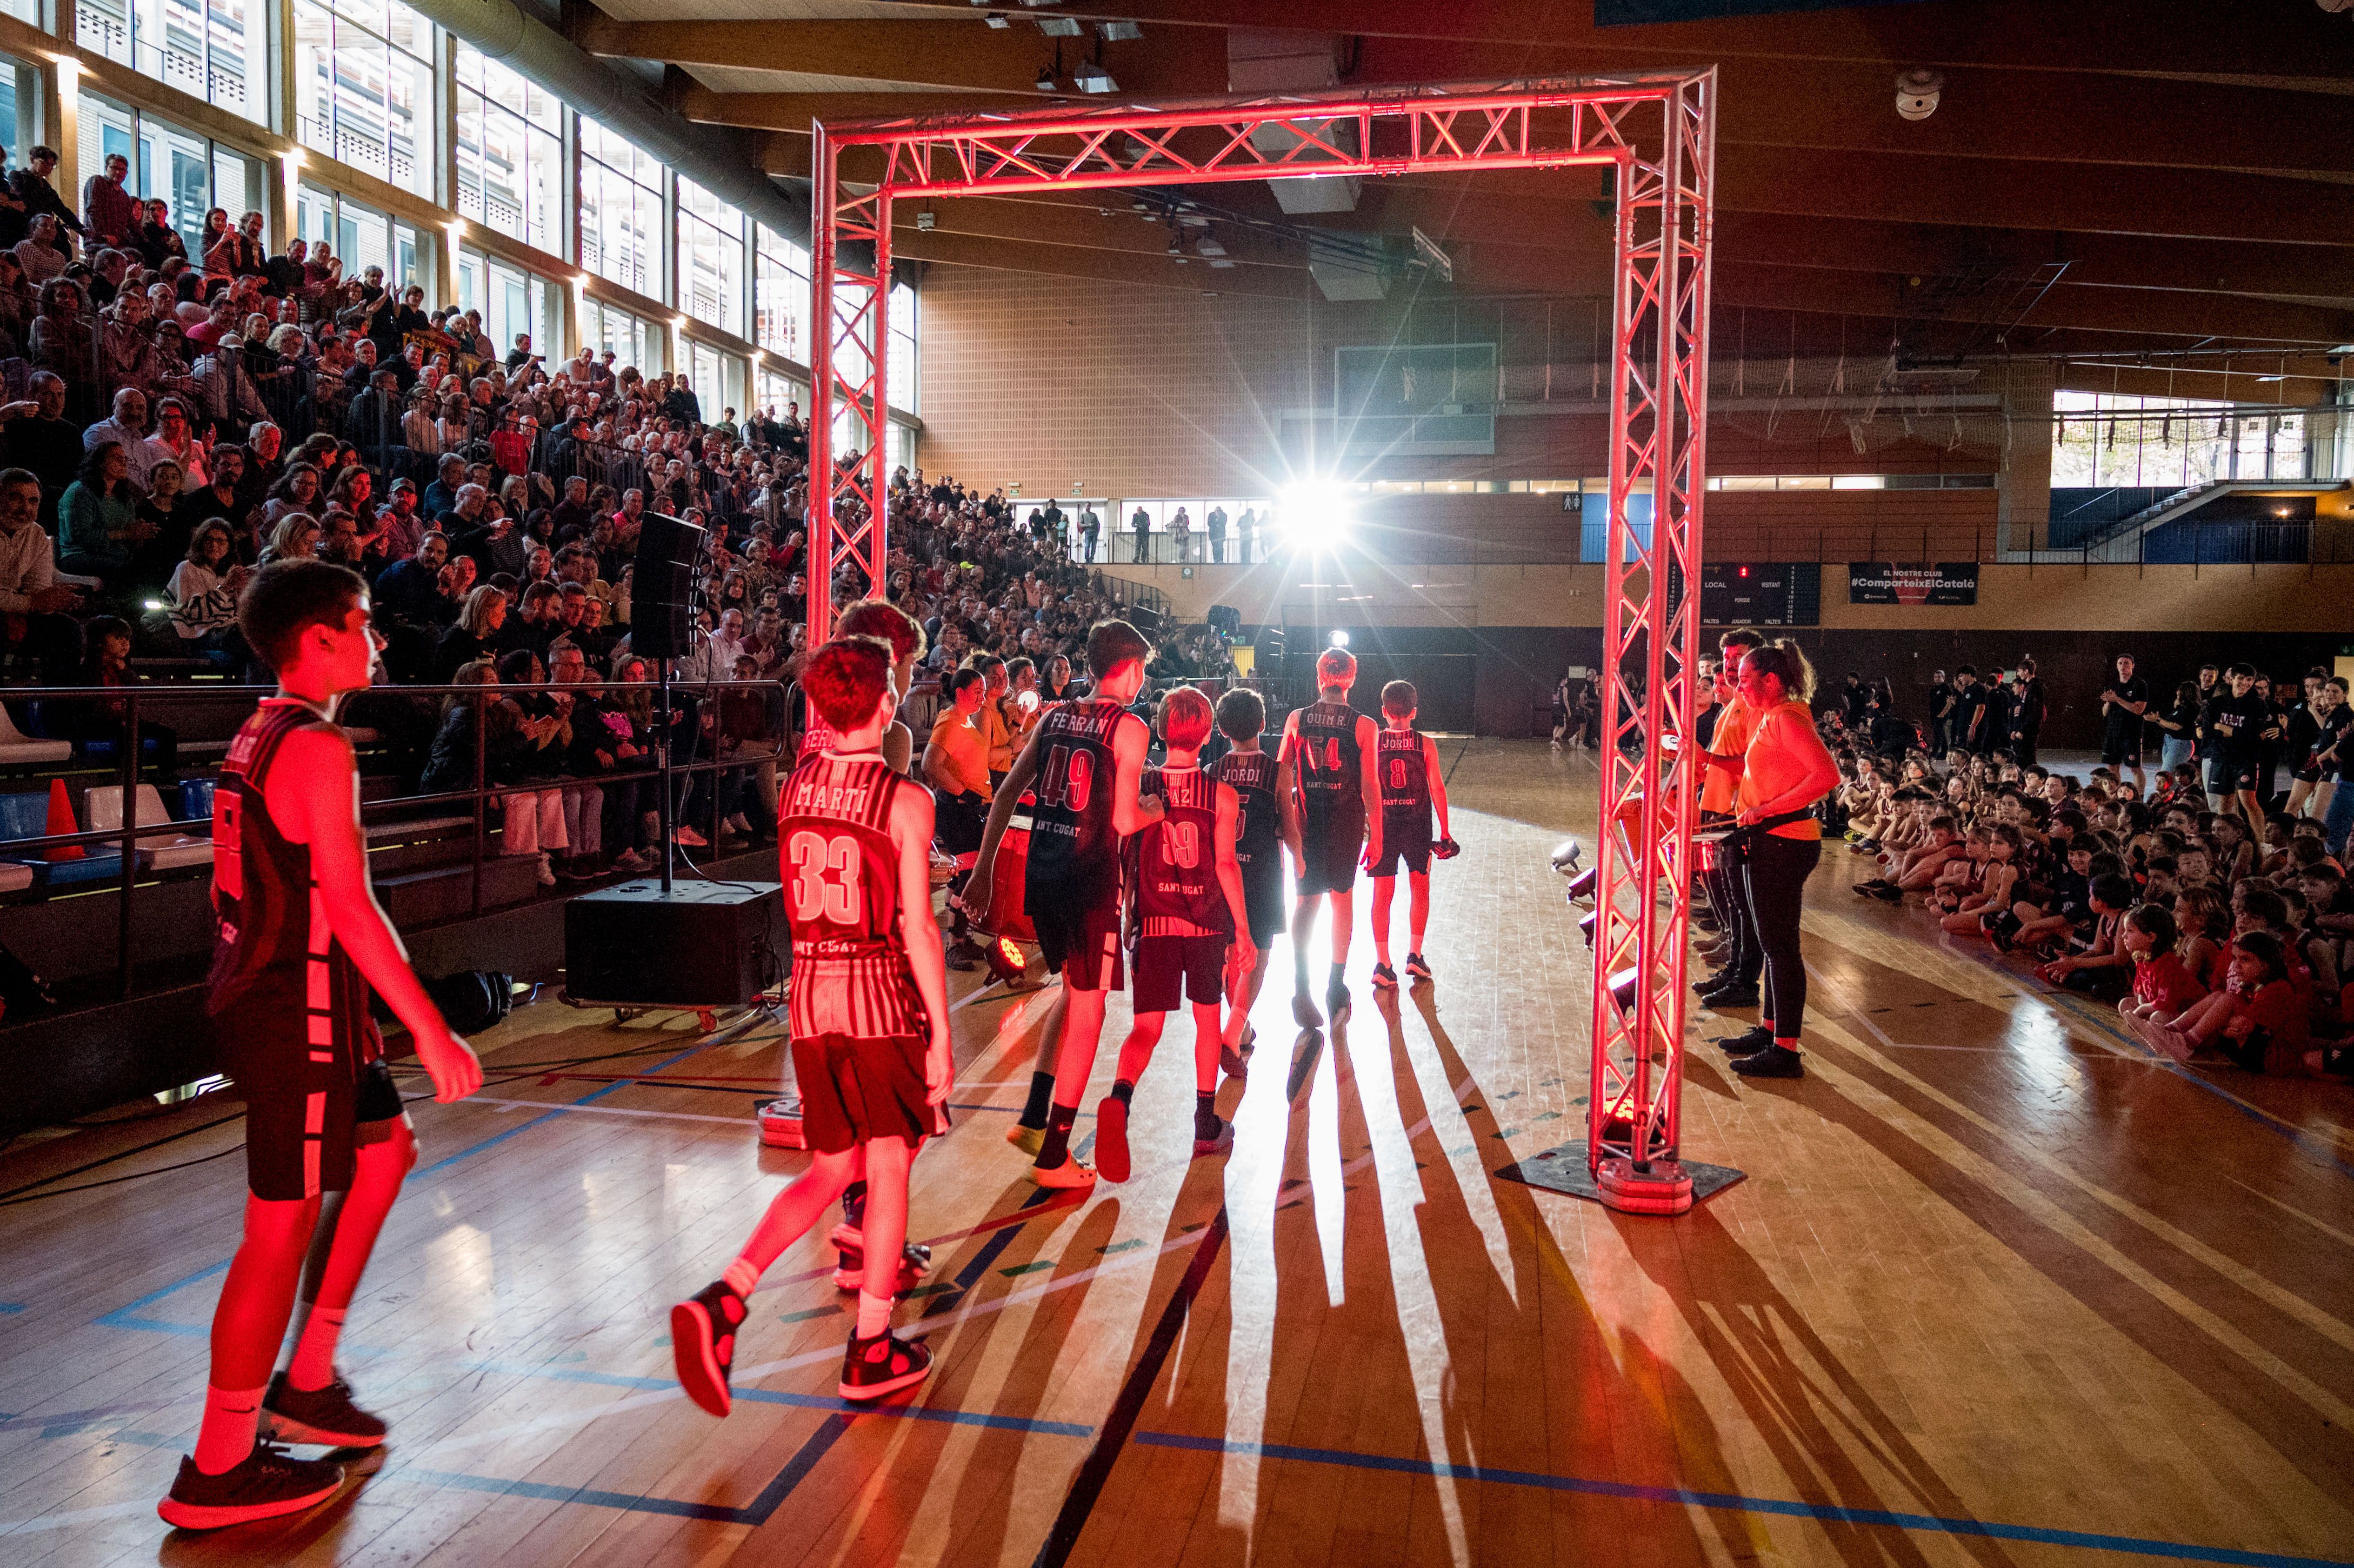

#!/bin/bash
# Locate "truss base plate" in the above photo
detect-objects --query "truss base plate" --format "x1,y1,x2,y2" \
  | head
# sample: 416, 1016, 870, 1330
1497, 1140, 1745, 1212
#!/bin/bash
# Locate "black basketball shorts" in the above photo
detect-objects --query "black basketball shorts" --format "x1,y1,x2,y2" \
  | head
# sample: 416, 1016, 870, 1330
228, 1023, 405, 1203
1027, 881, 1125, 992
1370, 816, 1432, 878
1131, 933, 1229, 1013
1295, 819, 1363, 898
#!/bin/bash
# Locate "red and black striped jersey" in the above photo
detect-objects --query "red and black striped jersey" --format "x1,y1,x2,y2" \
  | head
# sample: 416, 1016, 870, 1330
780, 750, 924, 1040
1133, 765, 1226, 936
205, 699, 375, 1057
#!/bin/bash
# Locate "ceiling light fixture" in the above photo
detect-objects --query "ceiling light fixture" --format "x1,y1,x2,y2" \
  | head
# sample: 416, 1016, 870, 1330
1037, 15, 1082, 35
1075, 59, 1116, 92
1098, 19, 1141, 39
983, 12, 1010, 26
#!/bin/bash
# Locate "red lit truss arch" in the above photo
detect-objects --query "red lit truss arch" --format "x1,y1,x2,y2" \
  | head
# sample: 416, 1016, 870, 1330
805, 71, 1716, 1207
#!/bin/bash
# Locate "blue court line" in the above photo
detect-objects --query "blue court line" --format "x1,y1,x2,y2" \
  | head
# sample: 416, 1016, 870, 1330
88, 1033, 736, 1336
412, 1034, 730, 1178
1131, 1433, 2354, 1568
396, 1412, 855, 1526
456, 1357, 1094, 1437
0, 1302, 24, 1313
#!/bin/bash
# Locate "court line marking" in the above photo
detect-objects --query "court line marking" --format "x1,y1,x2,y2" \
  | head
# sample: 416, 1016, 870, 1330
1128, 1433, 2354, 1568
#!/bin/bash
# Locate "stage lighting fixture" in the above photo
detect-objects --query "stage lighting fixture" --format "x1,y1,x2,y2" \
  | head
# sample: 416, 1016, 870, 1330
1329, 629, 1350, 649
1895, 68, 1942, 120
1038, 15, 1083, 34
1278, 479, 1356, 549
1550, 837, 1584, 875
1036, 65, 1057, 90
984, 11, 1010, 24
1075, 61, 1116, 91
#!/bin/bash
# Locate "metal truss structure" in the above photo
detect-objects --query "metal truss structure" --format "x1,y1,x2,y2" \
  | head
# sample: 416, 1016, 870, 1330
807, 72, 1717, 1212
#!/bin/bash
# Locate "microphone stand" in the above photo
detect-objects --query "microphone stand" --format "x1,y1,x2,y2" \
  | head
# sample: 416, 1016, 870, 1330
657, 655, 675, 892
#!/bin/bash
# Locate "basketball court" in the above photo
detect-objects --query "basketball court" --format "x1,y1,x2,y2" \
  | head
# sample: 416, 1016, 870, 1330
3, 740, 2349, 1567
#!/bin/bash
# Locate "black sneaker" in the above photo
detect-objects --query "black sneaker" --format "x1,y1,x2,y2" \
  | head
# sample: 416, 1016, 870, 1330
1715, 1026, 1773, 1056
1095, 1093, 1132, 1183
825, 1226, 934, 1293
1870, 885, 1904, 903
839, 1330, 933, 1401
1325, 979, 1352, 1022
1371, 962, 1399, 990
1291, 990, 1323, 1029
1405, 952, 1433, 982
157, 1443, 345, 1530
1691, 970, 1733, 996
945, 939, 983, 972
1702, 986, 1761, 1009
1730, 1044, 1805, 1078
1193, 1115, 1236, 1158
670, 1279, 747, 1417
264, 1373, 386, 1449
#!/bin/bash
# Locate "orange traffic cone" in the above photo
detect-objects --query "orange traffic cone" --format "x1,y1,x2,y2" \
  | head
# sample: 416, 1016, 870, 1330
43, 778, 83, 862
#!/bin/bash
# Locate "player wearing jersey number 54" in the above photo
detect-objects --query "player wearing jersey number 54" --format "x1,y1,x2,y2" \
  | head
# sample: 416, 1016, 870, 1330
1699, 639, 1842, 1080
161, 562, 483, 1533
1279, 646, 1383, 1027
671, 635, 953, 1416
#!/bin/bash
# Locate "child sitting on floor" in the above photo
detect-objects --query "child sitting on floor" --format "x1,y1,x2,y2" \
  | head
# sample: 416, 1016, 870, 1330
2150, 932, 2307, 1073
2118, 904, 2207, 1046
2038, 872, 2138, 1002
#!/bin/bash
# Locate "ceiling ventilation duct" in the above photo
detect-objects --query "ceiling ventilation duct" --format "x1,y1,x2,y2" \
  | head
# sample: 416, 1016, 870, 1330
1226, 28, 1361, 226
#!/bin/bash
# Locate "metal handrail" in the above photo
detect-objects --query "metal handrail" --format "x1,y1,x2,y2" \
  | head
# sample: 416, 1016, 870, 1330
1, 674, 787, 1003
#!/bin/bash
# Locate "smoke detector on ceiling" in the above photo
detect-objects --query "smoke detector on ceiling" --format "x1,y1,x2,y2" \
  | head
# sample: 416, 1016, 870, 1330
1895, 68, 1943, 121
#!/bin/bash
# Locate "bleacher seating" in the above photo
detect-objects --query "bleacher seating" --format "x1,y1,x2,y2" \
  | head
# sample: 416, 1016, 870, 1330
84, 784, 213, 871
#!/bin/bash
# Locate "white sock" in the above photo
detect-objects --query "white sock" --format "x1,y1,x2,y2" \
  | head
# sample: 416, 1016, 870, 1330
193, 1384, 265, 1475
855, 1290, 893, 1340
286, 1305, 346, 1392
723, 1258, 761, 1298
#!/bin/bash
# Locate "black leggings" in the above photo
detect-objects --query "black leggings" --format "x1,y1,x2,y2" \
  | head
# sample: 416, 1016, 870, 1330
1741, 833, 1821, 1045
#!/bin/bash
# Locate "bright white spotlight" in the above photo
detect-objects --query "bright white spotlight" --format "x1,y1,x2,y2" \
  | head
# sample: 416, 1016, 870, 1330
1278, 481, 1354, 548
1329, 629, 1350, 649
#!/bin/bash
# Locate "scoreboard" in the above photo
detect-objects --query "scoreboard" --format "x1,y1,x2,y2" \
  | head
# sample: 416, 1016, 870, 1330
1695, 562, 1820, 627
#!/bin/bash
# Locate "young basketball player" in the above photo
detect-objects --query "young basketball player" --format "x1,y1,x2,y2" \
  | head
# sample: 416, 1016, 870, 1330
1096, 688, 1253, 1181
672, 636, 953, 1413
1367, 680, 1457, 987
1281, 646, 1383, 1026
161, 561, 485, 1531
967, 620, 1162, 1187
1213, 687, 1284, 1069
786, 598, 935, 1294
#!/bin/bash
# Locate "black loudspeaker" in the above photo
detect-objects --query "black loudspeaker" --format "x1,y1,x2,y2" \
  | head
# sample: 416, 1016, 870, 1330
1206, 604, 1241, 636
630, 511, 705, 660
565, 879, 783, 1006
1252, 625, 1286, 662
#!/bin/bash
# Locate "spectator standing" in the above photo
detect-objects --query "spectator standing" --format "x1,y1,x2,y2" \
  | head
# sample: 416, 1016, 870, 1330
1948, 665, 1988, 757
1078, 505, 1099, 564
2153, 679, 2200, 774
2098, 653, 2149, 795
1170, 506, 1191, 564
1207, 502, 1228, 563
1130, 504, 1150, 564
81, 152, 138, 252
1237, 505, 1257, 564
10, 148, 83, 259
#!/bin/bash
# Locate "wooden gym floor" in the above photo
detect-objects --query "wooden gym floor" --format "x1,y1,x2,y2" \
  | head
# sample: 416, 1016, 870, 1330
2, 739, 2351, 1567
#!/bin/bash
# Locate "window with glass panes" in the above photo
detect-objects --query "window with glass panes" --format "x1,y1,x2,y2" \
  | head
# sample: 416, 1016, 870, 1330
676, 178, 745, 337
294, 185, 419, 293
886, 280, 916, 416
753, 224, 809, 361
77, 0, 267, 122
457, 250, 552, 365
579, 297, 652, 377
291, 0, 435, 199
455, 42, 561, 256
79, 92, 265, 260
755, 368, 805, 420
579, 116, 662, 298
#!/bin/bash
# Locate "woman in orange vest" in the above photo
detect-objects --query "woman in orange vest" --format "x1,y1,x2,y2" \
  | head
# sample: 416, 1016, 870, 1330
1701, 639, 1842, 1079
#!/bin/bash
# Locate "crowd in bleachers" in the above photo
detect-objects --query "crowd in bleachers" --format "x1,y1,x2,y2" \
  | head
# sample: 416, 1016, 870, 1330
0, 174, 1178, 900
1802, 658, 2354, 1079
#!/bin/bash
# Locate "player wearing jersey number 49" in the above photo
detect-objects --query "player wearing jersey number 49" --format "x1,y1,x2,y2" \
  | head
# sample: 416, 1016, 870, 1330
1093, 688, 1256, 1182
965, 620, 1165, 1187
1368, 680, 1456, 989
671, 635, 953, 1417
161, 562, 483, 1532
1279, 647, 1383, 1026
